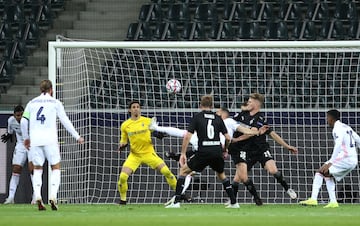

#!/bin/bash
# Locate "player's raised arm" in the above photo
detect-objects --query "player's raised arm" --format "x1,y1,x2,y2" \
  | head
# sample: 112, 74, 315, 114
269, 131, 298, 154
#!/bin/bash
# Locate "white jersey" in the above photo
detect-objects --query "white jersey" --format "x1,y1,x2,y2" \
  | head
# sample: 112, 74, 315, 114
21, 93, 80, 146
220, 118, 249, 145
7, 116, 24, 145
329, 120, 360, 165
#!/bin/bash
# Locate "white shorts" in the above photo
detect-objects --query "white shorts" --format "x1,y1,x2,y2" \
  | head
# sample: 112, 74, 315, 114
30, 145, 61, 166
12, 144, 30, 166
329, 160, 357, 182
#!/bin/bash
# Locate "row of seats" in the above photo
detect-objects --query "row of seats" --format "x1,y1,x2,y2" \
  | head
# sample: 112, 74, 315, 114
127, 19, 359, 41
138, 1, 359, 23
128, 0, 360, 40
0, 0, 64, 83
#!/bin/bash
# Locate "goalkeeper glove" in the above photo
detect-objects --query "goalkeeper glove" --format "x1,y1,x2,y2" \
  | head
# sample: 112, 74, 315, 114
1, 132, 12, 143
153, 131, 168, 140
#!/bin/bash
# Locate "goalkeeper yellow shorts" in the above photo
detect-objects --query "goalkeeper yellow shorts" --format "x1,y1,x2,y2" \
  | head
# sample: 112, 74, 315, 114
122, 151, 165, 172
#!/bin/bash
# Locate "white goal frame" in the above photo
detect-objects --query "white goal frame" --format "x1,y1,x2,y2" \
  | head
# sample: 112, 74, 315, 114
48, 40, 360, 204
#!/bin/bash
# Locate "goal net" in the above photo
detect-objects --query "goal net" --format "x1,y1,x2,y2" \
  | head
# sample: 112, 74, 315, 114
49, 40, 360, 204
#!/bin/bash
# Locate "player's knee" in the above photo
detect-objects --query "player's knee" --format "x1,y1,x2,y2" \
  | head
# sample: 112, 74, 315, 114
12, 165, 22, 174
118, 172, 129, 185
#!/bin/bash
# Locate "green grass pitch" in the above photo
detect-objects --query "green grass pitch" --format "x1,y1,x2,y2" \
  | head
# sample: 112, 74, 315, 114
1, 203, 360, 226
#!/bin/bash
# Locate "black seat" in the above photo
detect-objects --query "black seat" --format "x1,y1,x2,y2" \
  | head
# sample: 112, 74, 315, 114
287, 3, 302, 21
141, 3, 163, 23
191, 22, 207, 40
0, 59, 14, 83
126, 23, 139, 40
209, 22, 234, 40
0, 22, 13, 48
223, 2, 247, 21
291, 20, 302, 40
261, 3, 274, 20
315, 2, 329, 21
237, 20, 250, 40
194, 3, 218, 24
331, 20, 344, 40
163, 23, 178, 40
153, 22, 179, 40
276, 21, 288, 40
24, 20, 40, 47
167, 3, 189, 23
137, 23, 153, 41
319, 21, 331, 40
13, 40, 28, 65
250, 1, 261, 20
302, 21, 316, 40
249, 21, 262, 40
348, 20, 359, 39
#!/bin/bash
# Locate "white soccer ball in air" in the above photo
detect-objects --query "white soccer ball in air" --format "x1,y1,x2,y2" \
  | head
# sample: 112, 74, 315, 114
166, 79, 181, 94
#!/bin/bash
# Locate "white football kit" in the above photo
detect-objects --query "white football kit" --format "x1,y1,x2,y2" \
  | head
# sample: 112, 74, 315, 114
328, 120, 360, 181
219, 118, 249, 146
7, 116, 29, 166
21, 93, 80, 166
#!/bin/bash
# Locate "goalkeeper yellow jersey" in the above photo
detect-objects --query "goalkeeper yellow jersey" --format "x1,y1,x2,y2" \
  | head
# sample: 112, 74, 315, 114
120, 116, 154, 155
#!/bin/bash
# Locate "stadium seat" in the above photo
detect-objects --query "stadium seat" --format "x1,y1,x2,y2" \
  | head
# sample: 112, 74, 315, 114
24, 20, 40, 47
35, 3, 54, 28
249, 21, 262, 40
237, 20, 250, 40
276, 21, 288, 40
331, 20, 344, 40
319, 20, 331, 40
137, 23, 153, 40
302, 21, 316, 40
12, 40, 28, 65
314, 2, 329, 21
250, 1, 261, 20
335, 2, 358, 20
194, 3, 218, 24
139, 3, 163, 24
348, 20, 359, 39
153, 22, 179, 40
291, 20, 302, 40
210, 22, 234, 40
287, 3, 302, 21
0, 59, 14, 83
167, 3, 190, 23
223, 2, 247, 21
126, 22, 139, 40
261, 3, 274, 20
0, 22, 13, 48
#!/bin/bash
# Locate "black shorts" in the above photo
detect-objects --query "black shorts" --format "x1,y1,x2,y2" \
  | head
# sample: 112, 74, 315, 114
230, 148, 273, 171
246, 149, 274, 171
187, 151, 225, 174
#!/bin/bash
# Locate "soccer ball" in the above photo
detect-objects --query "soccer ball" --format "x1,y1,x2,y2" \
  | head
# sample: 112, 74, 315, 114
166, 79, 181, 94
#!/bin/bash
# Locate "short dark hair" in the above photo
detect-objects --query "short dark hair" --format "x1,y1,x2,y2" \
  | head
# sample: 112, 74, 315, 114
327, 109, 340, 121
128, 100, 140, 109
13, 105, 24, 113
220, 106, 229, 115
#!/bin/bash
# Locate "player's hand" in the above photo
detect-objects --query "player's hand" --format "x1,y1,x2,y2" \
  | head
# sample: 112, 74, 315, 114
179, 153, 187, 167
1, 132, 12, 143
117, 143, 128, 152
259, 125, 270, 135
319, 163, 332, 175
24, 139, 30, 150
77, 137, 85, 144
223, 150, 229, 159
288, 145, 298, 154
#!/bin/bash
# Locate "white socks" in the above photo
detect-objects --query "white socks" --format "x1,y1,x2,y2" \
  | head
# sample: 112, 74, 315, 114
311, 173, 323, 200
49, 169, 61, 201
325, 177, 337, 203
155, 126, 186, 138
32, 169, 43, 200
8, 173, 20, 199
181, 174, 192, 194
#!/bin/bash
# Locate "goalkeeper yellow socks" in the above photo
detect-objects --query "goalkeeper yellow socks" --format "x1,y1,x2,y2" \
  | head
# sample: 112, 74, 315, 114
160, 165, 177, 190
118, 172, 129, 201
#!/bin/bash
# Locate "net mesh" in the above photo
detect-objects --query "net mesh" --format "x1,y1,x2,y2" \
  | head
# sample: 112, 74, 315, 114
54, 42, 360, 204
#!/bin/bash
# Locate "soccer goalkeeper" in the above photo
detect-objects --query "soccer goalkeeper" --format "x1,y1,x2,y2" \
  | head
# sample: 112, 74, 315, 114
117, 101, 177, 205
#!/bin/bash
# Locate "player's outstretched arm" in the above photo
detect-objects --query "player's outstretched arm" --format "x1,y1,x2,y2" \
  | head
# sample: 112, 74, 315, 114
236, 125, 260, 135
269, 131, 298, 154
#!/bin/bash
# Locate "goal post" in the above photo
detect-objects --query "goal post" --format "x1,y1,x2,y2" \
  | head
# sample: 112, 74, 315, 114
49, 40, 360, 204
